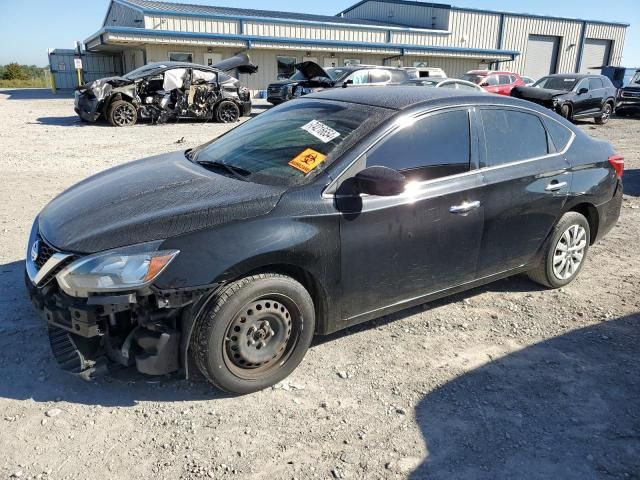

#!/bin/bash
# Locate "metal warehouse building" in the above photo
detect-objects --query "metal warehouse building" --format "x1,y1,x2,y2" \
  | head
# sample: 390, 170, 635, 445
63, 0, 628, 91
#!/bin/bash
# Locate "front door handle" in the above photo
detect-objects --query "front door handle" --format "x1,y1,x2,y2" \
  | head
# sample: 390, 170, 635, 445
545, 181, 568, 192
450, 200, 481, 215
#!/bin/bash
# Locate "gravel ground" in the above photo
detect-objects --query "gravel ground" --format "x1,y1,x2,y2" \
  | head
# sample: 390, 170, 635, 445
0, 88, 639, 480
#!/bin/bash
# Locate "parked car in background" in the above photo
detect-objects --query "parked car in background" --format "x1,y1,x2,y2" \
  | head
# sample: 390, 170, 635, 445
522, 75, 536, 86
403, 67, 447, 79
74, 54, 258, 126
461, 70, 525, 95
266, 62, 409, 105
405, 78, 484, 92
27, 87, 622, 394
616, 69, 640, 117
511, 74, 617, 125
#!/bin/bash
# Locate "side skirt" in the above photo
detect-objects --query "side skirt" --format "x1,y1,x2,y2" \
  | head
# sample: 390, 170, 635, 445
322, 264, 532, 335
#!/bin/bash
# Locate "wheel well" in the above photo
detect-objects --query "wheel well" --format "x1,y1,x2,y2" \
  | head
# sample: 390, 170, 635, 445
569, 203, 599, 244
240, 264, 328, 335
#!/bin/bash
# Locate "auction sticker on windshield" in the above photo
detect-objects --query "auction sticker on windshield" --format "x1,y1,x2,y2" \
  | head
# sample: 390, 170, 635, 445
289, 148, 327, 174
300, 120, 341, 143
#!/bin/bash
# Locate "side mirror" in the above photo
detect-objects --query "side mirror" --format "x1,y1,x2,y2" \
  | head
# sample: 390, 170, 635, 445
578, 87, 589, 95
354, 166, 406, 196
480, 82, 489, 87
342, 79, 354, 88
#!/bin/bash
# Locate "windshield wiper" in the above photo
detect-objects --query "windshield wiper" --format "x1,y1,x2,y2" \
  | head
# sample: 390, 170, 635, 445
197, 160, 251, 181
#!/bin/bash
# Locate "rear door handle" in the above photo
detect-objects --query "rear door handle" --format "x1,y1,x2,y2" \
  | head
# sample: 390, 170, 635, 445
545, 181, 568, 192
450, 200, 481, 215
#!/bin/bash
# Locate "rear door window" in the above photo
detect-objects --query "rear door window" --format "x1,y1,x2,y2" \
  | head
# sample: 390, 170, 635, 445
480, 109, 549, 167
498, 75, 512, 85
544, 118, 574, 152
369, 70, 392, 84
365, 110, 471, 181
589, 78, 604, 90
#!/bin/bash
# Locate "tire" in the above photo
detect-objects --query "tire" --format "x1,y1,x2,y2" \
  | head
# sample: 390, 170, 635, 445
595, 102, 613, 125
193, 273, 315, 394
527, 212, 591, 289
107, 100, 137, 127
560, 104, 572, 121
215, 100, 240, 123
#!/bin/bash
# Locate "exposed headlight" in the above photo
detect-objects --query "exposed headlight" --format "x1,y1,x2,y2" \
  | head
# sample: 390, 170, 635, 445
56, 241, 179, 297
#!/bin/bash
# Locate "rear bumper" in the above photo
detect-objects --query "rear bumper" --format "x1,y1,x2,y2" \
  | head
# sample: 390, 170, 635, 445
594, 180, 623, 243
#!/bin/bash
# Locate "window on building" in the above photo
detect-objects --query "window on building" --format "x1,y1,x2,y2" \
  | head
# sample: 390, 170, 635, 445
480, 109, 549, 167
366, 110, 471, 182
277, 56, 297, 80
168, 52, 193, 63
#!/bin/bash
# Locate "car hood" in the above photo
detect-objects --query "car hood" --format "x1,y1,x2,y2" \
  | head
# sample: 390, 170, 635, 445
511, 86, 570, 101
295, 61, 332, 82
213, 53, 258, 74
38, 151, 287, 254
77, 76, 134, 100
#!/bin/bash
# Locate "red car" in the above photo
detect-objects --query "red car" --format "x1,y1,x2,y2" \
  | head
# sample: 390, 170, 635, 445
461, 70, 525, 96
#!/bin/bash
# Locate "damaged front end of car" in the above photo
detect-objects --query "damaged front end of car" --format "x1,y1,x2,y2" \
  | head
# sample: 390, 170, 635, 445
511, 86, 570, 114
74, 77, 135, 123
25, 223, 213, 379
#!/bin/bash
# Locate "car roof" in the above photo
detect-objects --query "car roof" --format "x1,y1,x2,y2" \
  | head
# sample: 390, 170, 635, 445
542, 73, 606, 79
467, 70, 517, 75
304, 85, 530, 110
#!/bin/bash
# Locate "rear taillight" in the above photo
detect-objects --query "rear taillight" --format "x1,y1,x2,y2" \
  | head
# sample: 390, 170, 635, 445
608, 154, 624, 179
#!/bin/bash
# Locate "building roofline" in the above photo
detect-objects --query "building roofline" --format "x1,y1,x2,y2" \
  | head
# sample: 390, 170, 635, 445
112, 0, 450, 34
337, 0, 629, 28
85, 25, 520, 59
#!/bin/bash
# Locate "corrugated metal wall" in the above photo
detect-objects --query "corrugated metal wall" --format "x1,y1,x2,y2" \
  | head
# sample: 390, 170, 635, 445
144, 14, 239, 34
104, 2, 144, 28
341, 1, 450, 30
243, 21, 387, 44
392, 10, 500, 50
48, 50, 123, 90
501, 16, 583, 75
584, 23, 626, 67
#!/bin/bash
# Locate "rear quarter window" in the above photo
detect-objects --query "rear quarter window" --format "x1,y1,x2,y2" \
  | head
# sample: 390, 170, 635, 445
544, 118, 574, 152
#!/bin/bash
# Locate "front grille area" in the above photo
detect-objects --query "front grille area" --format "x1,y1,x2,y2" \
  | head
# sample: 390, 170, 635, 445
267, 85, 285, 98
35, 236, 56, 269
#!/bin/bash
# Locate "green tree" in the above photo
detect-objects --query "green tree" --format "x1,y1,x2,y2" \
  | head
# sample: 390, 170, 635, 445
2, 63, 28, 80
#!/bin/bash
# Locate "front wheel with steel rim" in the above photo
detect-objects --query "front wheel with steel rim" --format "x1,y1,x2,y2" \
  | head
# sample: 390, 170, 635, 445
107, 100, 138, 127
595, 103, 613, 125
527, 211, 591, 288
215, 100, 240, 123
193, 273, 315, 394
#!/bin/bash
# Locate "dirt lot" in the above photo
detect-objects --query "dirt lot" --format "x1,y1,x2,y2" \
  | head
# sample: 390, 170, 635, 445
0, 88, 639, 480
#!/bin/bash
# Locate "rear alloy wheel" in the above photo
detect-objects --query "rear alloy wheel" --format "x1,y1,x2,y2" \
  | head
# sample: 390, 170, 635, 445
527, 212, 590, 288
107, 100, 137, 127
595, 103, 613, 125
215, 100, 241, 123
193, 273, 315, 394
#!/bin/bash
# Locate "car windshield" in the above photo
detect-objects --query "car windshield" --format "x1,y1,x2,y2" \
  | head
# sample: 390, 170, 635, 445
289, 67, 352, 82
533, 76, 579, 91
123, 64, 166, 80
190, 100, 380, 186
460, 74, 485, 85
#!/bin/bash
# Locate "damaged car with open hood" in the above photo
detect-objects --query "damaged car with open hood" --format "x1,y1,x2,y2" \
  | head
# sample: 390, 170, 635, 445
511, 73, 617, 125
266, 61, 409, 105
74, 53, 258, 126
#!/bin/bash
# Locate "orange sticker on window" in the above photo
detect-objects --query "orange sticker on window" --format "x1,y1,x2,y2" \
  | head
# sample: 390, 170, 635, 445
288, 148, 327, 174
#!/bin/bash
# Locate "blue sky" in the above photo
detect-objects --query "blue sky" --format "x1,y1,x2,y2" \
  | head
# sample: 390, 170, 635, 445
1, 0, 638, 67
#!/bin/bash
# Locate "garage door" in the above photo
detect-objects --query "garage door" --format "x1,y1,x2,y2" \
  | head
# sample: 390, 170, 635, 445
524, 35, 560, 81
580, 39, 612, 74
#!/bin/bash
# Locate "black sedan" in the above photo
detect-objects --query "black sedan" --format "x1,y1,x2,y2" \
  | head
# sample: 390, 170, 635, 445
74, 54, 257, 126
27, 88, 623, 393
511, 74, 617, 124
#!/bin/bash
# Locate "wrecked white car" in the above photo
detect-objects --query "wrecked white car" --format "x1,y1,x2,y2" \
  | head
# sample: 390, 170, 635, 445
74, 54, 258, 126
